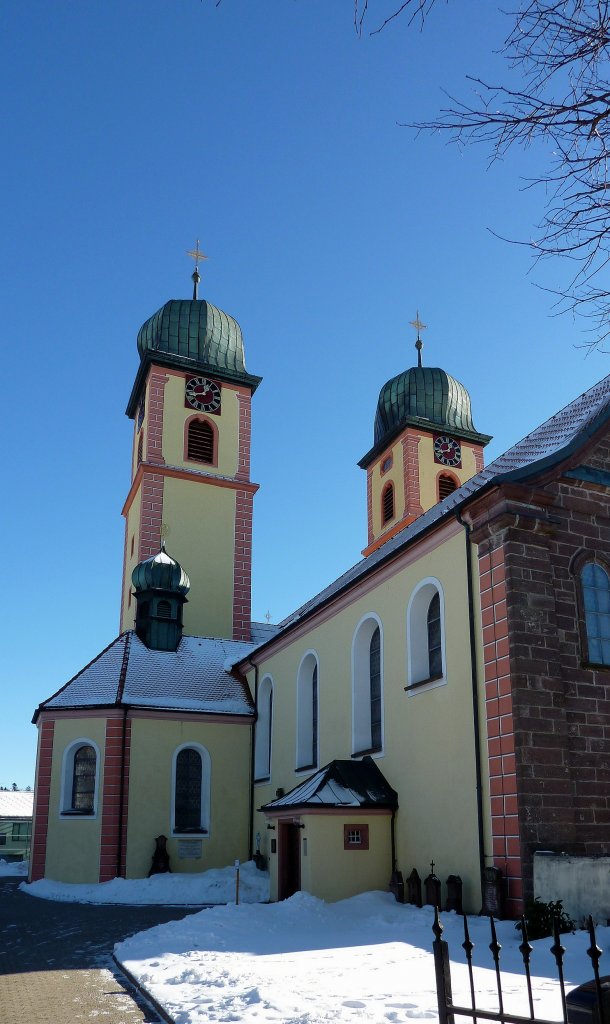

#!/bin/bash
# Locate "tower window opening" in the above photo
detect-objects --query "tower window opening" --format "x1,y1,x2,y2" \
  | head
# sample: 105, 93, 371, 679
382, 483, 394, 524
187, 419, 214, 464
438, 474, 458, 501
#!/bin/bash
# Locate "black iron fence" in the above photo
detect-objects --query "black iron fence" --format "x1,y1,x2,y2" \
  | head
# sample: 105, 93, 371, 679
432, 908, 607, 1024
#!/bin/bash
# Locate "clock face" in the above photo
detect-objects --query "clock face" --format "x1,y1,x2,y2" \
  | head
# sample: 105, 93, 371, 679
434, 434, 462, 468
185, 376, 221, 413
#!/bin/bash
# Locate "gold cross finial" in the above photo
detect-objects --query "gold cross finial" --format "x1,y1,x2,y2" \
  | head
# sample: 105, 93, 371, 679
409, 310, 427, 367
186, 239, 208, 299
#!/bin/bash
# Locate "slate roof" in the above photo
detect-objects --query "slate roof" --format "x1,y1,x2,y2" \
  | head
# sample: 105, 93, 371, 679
0, 791, 34, 818
35, 633, 256, 721
261, 757, 398, 812
245, 372, 610, 648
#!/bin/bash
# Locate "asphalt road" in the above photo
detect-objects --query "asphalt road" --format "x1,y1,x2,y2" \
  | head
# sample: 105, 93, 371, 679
0, 877, 203, 1024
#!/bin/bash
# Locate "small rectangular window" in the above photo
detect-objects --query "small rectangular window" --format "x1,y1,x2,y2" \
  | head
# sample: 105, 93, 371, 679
343, 823, 369, 850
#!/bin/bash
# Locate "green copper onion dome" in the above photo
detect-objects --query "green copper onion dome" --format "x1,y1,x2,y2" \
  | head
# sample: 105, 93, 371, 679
131, 543, 190, 596
374, 366, 486, 447
137, 299, 247, 376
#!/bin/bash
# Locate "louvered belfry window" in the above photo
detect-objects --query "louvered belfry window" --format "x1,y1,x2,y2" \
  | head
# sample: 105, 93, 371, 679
175, 747, 203, 832
72, 745, 96, 813
382, 483, 394, 524
439, 474, 457, 501
187, 419, 214, 463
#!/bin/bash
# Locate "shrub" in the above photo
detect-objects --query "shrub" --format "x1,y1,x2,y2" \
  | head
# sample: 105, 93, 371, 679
515, 898, 576, 940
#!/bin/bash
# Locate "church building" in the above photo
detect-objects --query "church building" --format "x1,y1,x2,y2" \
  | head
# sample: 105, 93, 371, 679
30, 273, 610, 919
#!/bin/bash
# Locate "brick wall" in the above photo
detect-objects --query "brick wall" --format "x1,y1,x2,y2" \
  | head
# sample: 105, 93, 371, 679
470, 429, 610, 908
30, 719, 54, 881
99, 715, 131, 882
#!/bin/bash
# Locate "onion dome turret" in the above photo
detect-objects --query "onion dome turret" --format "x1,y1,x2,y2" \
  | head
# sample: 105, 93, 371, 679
131, 543, 190, 652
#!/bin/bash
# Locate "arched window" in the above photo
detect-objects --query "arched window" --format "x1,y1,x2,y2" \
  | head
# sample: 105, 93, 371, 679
296, 653, 319, 771
72, 745, 96, 813
407, 579, 446, 692
438, 474, 458, 501
60, 739, 100, 817
172, 744, 211, 835
581, 562, 610, 665
187, 419, 215, 464
352, 615, 384, 756
382, 482, 395, 524
255, 676, 273, 781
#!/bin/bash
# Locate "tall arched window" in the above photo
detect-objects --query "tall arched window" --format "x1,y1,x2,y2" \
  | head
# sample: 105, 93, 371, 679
296, 653, 319, 771
581, 562, 610, 665
60, 739, 100, 816
352, 615, 384, 756
187, 419, 215, 464
407, 579, 446, 692
382, 482, 395, 524
72, 745, 96, 813
255, 676, 273, 781
172, 744, 211, 834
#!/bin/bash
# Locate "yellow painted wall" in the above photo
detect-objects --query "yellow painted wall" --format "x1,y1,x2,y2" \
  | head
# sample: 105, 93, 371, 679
162, 373, 240, 477
125, 717, 252, 877
162, 475, 236, 637
251, 526, 488, 910
267, 814, 392, 903
120, 487, 142, 634
418, 433, 479, 512
44, 717, 106, 883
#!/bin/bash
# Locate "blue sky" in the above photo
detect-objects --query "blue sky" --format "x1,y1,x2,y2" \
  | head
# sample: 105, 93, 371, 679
2, 0, 608, 787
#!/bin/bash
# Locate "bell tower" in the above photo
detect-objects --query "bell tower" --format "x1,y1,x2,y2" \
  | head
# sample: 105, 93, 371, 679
359, 316, 491, 556
120, 251, 262, 642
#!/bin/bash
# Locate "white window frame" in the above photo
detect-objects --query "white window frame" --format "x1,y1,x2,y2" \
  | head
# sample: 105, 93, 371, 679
59, 737, 101, 819
406, 577, 447, 695
296, 650, 320, 773
254, 675, 273, 782
170, 742, 211, 838
351, 612, 384, 757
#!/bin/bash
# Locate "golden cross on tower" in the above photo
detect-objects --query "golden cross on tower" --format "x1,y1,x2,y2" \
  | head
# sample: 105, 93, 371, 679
409, 310, 427, 368
186, 239, 208, 299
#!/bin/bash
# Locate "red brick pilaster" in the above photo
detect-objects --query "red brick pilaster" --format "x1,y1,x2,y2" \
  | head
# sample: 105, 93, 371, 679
479, 545, 522, 917
30, 719, 54, 881
474, 446, 484, 474
138, 469, 165, 561
366, 469, 373, 547
401, 431, 424, 518
236, 392, 252, 482
233, 488, 253, 641
145, 370, 169, 467
99, 715, 131, 882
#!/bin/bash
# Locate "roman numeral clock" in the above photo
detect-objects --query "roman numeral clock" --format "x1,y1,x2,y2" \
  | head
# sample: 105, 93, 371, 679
185, 376, 222, 414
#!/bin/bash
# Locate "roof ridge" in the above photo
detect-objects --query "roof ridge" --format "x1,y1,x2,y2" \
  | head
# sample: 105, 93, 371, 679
116, 631, 132, 703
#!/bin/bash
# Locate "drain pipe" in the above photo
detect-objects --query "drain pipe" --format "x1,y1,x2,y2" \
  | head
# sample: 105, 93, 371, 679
248, 663, 259, 858
456, 510, 486, 894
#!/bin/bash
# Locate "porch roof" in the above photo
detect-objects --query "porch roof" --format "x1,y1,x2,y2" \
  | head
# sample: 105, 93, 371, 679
261, 756, 398, 813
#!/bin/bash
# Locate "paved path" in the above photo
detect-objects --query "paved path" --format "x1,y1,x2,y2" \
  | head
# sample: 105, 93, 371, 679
0, 877, 203, 1024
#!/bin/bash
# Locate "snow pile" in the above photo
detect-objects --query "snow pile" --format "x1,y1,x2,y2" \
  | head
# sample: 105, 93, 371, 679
20, 860, 269, 905
115, 891, 609, 1024
0, 859, 28, 877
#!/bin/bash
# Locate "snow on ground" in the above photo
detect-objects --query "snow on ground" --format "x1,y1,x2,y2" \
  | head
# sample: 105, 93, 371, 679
115, 891, 609, 1024
20, 860, 269, 905
0, 858, 28, 877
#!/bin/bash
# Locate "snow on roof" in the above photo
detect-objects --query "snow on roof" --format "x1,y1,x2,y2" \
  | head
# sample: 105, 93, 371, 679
262, 757, 398, 811
250, 621, 280, 644
38, 633, 256, 718
250, 373, 610, 642
0, 791, 34, 818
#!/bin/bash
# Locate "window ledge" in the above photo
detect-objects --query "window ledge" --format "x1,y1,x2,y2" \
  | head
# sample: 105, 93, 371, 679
581, 660, 610, 672
60, 810, 95, 817
404, 673, 445, 694
295, 763, 317, 773
173, 829, 208, 836
351, 746, 382, 759
254, 776, 271, 785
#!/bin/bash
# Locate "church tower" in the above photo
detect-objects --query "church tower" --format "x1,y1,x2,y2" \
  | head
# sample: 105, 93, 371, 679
358, 319, 491, 556
120, 256, 261, 641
